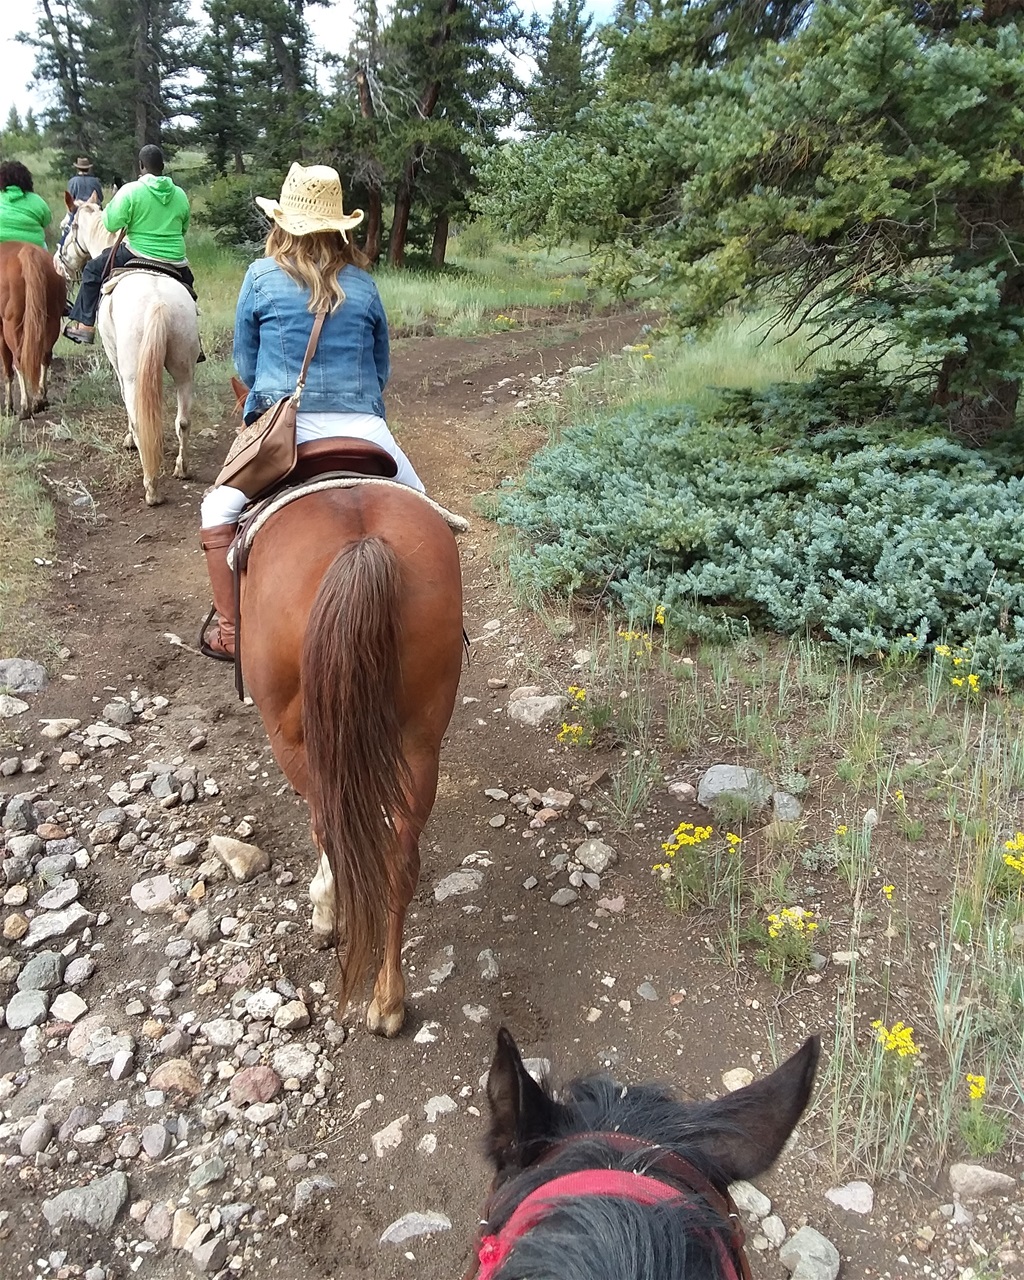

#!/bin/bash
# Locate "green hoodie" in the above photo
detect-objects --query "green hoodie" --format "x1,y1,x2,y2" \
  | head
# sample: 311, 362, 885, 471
103, 173, 190, 261
0, 186, 53, 247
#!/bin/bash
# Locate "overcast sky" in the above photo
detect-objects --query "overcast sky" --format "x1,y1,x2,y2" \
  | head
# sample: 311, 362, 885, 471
1, 0, 618, 128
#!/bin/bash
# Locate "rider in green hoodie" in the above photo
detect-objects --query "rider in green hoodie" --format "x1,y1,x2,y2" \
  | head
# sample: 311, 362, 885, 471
64, 144, 196, 344
0, 161, 53, 248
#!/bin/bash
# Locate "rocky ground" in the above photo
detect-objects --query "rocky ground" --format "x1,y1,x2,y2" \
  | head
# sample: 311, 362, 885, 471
1, 314, 1022, 1280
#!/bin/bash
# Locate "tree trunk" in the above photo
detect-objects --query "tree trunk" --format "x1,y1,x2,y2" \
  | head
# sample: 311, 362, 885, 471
388, 152, 418, 268
363, 191, 382, 264
430, 211, 449, 268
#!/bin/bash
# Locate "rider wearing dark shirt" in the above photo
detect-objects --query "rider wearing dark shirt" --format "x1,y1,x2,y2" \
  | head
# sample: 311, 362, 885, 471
67, 158, 103, 207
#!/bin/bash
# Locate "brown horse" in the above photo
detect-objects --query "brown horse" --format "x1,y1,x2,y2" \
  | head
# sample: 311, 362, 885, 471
240, 482, 464, 1035
0, 241, 66, 418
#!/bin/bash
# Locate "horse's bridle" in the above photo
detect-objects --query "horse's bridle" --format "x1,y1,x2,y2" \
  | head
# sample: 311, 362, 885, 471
56, 209, 90, 277
466, 1131, 753, 1280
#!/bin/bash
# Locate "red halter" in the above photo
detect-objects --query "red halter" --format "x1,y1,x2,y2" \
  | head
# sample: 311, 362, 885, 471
469, 1133, 751, 1280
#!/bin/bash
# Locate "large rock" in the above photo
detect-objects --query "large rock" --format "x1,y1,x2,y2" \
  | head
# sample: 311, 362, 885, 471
575, 838, 617, 875
507, 693, 568, 729
16, 950, 66, 991
697, 764, 772, 812
948, 1163, 1017, 1199
730, 1180, 772, 1221
5, 989, 50, 1029
772, 791, 804, 822
148, 1058, 202, 1099
433, 869, 483, 901
824, 1180, 874, 1214
272, 1043, 316, 1082
42, 1172, 129, 1233
208, 834, 270, 883
0, 658, 48, 694
3, 794, 39, 832
778, 1226, 840, 1280
22, 903, 95, 949
130, 874, 179, 914
0, 695, 30, 718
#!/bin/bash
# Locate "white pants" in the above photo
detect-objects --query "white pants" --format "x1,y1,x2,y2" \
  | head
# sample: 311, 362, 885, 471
200, 411, 425, 528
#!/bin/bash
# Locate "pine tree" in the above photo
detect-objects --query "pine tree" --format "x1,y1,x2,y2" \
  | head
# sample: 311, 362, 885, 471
5, 107, 24, 137
526, 0, 600, 135
192, 0, 257, 174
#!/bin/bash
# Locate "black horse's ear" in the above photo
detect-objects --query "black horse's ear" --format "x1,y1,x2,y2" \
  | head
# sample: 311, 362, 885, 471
486, 1027, 557, 1176
687, 1036, 820, 1184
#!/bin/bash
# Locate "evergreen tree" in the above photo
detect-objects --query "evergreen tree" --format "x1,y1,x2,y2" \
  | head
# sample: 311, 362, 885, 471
478, 0, 1024, 438
192, 0, 258, 174
526, 0, 600, 135
28, 0, 193, 182
5, 107, 24, 137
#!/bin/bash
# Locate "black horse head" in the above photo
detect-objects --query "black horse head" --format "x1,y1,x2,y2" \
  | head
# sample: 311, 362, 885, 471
471, 1027, 820, 1280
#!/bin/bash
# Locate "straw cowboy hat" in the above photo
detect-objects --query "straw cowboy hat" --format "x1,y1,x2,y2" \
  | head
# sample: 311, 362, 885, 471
74, 156, 93, 171
255, 163, 364, 240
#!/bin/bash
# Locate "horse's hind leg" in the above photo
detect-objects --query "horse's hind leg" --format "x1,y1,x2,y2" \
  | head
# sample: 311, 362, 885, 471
172, 374, 192, 479
365, 751, 437, 1038
15, 369, 32, 420
309, 837, 343, 948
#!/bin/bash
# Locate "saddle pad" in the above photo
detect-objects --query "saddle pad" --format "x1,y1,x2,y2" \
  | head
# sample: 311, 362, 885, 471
100, 268, 192, 296
229, 476, 470, 567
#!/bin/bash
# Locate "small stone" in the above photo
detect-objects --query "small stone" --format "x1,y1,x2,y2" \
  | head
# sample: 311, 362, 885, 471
488, 814, 506, 828
697, 764, 772, 812
379, 1211, 452, 1245
110, 1048, 135, 1080
3, 913, 29, 940
143, 1202, 173, 1243
148, 1058, 202, 1099
5, 988, 50, 1029
74, 1123, 106, 1145
477, 948, 499, 981
778, 1226, 840, 1280
192, 1233, 229, 1272
208, 833, 270, 883
37, 879, 81, 910
244, 988, 283, 1020
948, 1163, 1017, 1199
230, 1066, 282, 1106
372, 1115, 409, 1157
142, 1123, 173, 1160
722, 1067, 755, 1092
64, 956, 96, 986
130, 874, 179, 915
273, 999, 310, 1030
293, 1176, 337, 1211
550, 887, 578, 907
575, 838, 617, 875
636, 982, 658, 1002
16, 950, 65, 991
0, 694, 30, 717
667, 778, 697, 802
189, 1155, 227, 1190
49, 992, 88, 1023
184, 907, 217, 948
20, 1116, 55, 1156
434, 868, 484, 901
772, 791, 803, 821
42, 1171, 129, 1233
40, 718, 81, 739
824, 1181, 874, 1214
730, 1181, 772, 1221
0, 657, 48, 693
424, 1094, 457, 1122
506, 693, 568, 729
202, 1017, 243, 1048
271, 1043, 316, 1081
171, 1208, 198, 1249
761, 1215, 787, 1247
483, 788, 509, 801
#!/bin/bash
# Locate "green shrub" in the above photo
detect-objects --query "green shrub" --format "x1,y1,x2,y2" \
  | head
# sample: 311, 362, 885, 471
197, 172, 283, 249
497, 372, 1024, 684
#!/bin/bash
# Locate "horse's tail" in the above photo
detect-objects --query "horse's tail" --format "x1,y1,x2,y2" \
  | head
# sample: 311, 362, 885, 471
134, 299, 167, 482
19, 247, 48, 398
301, 535, 410, 1009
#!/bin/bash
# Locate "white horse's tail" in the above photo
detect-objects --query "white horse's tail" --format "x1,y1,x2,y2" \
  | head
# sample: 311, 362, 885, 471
134, 300, 167, 485
19, 248, 48, 400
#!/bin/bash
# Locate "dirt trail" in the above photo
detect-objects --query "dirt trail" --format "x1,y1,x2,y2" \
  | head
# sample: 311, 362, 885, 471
4, 309, 1000, 1280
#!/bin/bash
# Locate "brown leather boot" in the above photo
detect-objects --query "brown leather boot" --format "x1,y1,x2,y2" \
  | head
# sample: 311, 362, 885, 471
199, 524, 237, 661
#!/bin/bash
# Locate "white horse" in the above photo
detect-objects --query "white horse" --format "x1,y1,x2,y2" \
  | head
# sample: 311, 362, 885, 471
57, 193, 200, 505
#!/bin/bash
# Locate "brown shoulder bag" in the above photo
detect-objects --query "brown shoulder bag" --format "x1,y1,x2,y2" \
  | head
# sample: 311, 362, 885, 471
214, 309, 327, 501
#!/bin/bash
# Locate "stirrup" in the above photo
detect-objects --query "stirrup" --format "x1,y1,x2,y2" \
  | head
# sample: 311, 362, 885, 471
198, 605, 233, 663
64, 323, 94, 345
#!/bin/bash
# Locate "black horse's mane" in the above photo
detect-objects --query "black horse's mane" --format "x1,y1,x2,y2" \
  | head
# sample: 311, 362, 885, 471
486, 1074, 741, 1280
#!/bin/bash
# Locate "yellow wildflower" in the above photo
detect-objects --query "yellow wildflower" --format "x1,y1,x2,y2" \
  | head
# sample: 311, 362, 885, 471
951, 676, 964, 688
882, 884, 895, 900
872, 1019, 920, 1057
934, 644, 951, 657
567, 685, 587, 703
557, 722, 584, 745
1003, 832, 1024, 852
1004, 852, 1024, 875
965, 1073, 986, 1101
725, 832, 742, 849
654, 604, 666, 627
766, 906, 816, 938
967, 673, 980, 691
835, 824, 848, 837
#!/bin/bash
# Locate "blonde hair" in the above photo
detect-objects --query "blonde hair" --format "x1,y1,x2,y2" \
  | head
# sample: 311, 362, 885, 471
265, 226, 369, 313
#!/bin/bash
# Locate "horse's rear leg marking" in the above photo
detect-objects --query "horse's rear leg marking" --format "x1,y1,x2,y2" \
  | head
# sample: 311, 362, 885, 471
309, 845, 337, 947
173, 373, 192, 479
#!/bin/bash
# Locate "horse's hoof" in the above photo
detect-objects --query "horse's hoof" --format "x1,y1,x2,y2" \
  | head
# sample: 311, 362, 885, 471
173, 465, 189, 480
311, 926, 334, 951
366, 1001, 405, 1038
144, 492, 164, 507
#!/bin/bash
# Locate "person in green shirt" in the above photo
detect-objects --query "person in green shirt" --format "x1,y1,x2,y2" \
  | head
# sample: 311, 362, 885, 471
0, 161, 53, 249
64, 144, 196, 345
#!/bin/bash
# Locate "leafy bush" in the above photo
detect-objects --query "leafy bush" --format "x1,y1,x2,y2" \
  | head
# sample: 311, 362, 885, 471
497, 372, 1024, 683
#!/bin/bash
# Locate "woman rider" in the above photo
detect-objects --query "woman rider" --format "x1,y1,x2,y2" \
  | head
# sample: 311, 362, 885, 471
199, 162, 424, 662
0, 161, 52, 248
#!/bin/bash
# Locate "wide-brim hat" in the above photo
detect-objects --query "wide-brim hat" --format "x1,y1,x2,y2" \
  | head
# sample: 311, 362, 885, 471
74, 156, 93, 171
255, 163, 364, 240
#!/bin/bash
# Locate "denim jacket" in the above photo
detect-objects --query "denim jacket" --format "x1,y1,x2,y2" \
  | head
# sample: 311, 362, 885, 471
233, 259, 390, 422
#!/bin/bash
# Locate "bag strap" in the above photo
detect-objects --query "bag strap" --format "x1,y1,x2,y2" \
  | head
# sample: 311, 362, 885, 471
291, 309, 328, 408
99, 227, 127, 286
